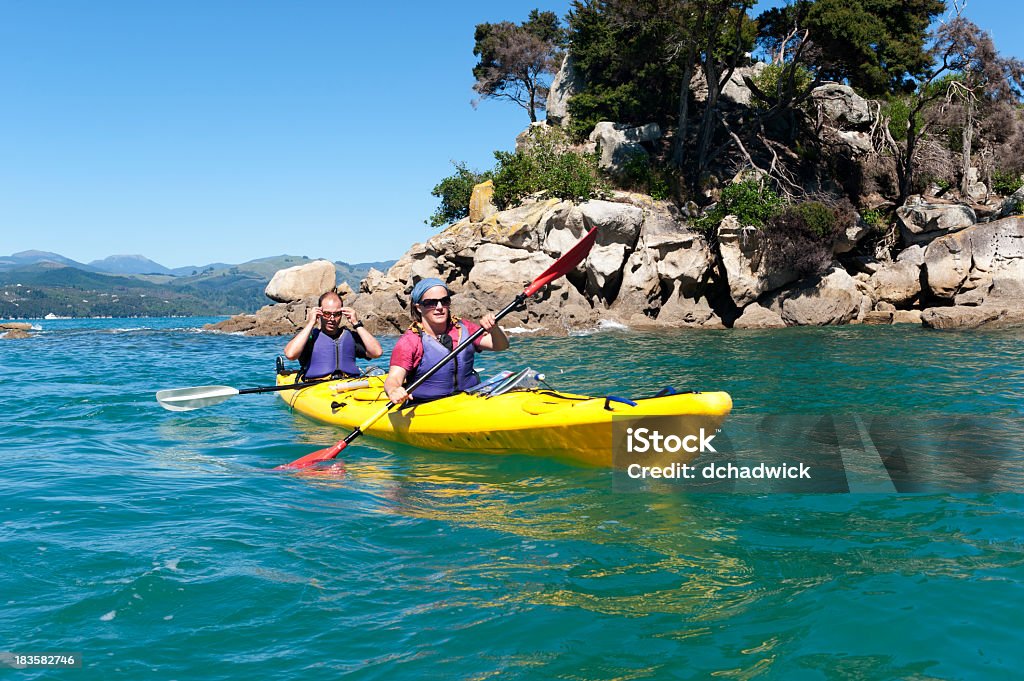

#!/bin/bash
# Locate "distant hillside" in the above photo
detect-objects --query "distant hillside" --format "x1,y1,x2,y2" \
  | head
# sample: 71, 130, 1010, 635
87, 255, 175, 275
0, 250, 95, 271
0, 253, 396, 318
0, 265, 244, 318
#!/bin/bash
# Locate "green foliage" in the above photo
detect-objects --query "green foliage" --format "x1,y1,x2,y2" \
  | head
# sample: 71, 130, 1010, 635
564, 0, 686, 140
860, 209, 888, 232
991, 169, 1024, 196
428, 162, 493, 228
881, 96, 914, 141
793, 201, 837, 239
693, 180, 783, 233
491, 126, 606, 208
751, 63, 814, 106
619, 152, 673, 200
803, 0, 946, 97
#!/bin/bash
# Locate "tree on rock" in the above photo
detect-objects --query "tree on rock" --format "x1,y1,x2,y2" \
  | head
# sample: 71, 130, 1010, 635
472, 10, 565, 122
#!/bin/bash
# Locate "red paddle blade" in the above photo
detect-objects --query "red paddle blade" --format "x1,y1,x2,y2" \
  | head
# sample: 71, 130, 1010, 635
524, 226, 598, 296
274, 440, 347, 471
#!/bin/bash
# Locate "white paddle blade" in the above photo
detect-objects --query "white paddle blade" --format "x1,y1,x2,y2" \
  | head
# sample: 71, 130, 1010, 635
155, 385, 240, 411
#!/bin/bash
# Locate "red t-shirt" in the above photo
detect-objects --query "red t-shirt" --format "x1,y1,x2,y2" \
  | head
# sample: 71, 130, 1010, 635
390, 320, 484, 372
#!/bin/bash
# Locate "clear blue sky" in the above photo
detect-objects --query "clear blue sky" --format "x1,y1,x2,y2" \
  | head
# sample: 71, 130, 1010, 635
1, 1, 1020, 268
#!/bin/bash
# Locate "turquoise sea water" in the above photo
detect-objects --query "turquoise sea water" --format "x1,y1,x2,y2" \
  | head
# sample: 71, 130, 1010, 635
2, 318, 1023, 679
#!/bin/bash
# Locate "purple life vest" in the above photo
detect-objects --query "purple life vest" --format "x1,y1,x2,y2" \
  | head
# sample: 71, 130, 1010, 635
408, 321, 480, 400
303, 328, 360, 379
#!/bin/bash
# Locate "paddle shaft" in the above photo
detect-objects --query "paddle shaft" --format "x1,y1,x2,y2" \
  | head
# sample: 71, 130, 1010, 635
339, 292, 528, 448
238, 378, 337, 395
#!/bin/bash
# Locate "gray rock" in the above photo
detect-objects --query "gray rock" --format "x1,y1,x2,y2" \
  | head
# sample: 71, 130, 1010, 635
810, 83, 872, 127
897, 201, 976, 245
923, 216, 1024, 301
861, 310, 894, 325
264, 260, 337, 303
732, 304, 786, 329
588, 122, 661, 174
867, 259, 922, 306
833, 214, 872, 254
921, 305, 1024, 330
896, 244, 927, 266
656, 286, 722, 328
717, 216, 799, 307
769, 267, 864, 326
719, 62, 768, 106
546, 52, 582, 127
579, 201, 645, 301
892, 310, 923, 325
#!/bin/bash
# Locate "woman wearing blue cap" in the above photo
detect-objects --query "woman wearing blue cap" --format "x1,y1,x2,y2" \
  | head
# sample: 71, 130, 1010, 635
384, 278, 509, 404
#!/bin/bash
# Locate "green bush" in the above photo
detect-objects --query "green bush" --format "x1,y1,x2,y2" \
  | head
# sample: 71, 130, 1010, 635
794, 201, 837, 239
427, 162, 493, 227
860, 208, 887, 232
491, 125, 606, 209
881, 96, 913, 142
693, 179, 783, 233
751, 63, 814, 106
991, 169, 1024, 196
619, 152, 673, 200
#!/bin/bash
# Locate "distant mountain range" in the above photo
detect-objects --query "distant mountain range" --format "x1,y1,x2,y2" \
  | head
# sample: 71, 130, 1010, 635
0, 251, 395, 319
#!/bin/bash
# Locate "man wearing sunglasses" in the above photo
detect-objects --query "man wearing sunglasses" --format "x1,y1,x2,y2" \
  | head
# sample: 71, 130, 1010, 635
384, 277, 509, 405
284, 291, 383, 380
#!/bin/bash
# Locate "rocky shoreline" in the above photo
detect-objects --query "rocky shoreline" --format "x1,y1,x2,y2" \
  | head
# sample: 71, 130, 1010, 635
205, 183, 1024, 338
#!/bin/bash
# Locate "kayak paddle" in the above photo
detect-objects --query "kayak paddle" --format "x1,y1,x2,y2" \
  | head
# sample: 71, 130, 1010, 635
156, 378, 368, 412
276, 224, 599, 471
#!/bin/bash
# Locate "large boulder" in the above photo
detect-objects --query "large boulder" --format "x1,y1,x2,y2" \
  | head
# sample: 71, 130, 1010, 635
867, 246, 924, 306
719, 62, 767, 106
264, 260, 337, 303
690, 62, 767, 106
546, 52, 583, 127
767, 267, 864, 326
579, 200, 645, 302
897, 200, 976, 246
810, 83, 872, 128
732, 304, 786, 329
613, 204, 713, 317
588, 122, 661, 175
921, 305, 1024, 330
923, 216, 1024, 302
717, 216, 799, 307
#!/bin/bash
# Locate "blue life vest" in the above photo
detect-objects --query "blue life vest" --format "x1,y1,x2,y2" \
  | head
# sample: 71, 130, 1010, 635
302, 328, 360, 379
408, 321, 480, 400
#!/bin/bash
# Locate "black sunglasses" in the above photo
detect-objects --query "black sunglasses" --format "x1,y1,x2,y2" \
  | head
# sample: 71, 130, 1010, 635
418, 296, 451, 308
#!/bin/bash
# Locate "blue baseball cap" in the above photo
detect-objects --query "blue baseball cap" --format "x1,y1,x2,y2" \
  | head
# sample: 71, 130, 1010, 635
411, 278, 451, 304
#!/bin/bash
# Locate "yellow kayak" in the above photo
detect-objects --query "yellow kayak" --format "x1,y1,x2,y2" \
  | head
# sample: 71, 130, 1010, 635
276, 372, 732, 467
